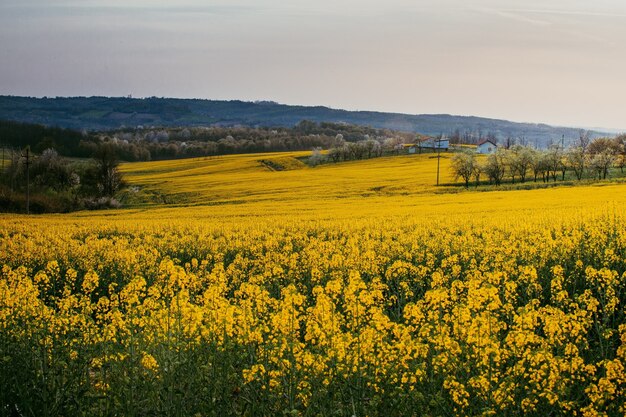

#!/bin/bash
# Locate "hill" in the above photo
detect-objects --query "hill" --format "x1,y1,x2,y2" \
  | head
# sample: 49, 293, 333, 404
118, 151, 454, 207
0, 95, 610, 147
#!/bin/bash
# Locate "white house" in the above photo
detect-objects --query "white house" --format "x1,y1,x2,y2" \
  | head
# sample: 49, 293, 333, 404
418, 137, 449, 151
476, 139, 497, 154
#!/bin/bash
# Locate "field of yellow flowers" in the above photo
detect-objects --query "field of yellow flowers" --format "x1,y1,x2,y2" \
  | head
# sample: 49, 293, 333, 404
2, 152, 626, 416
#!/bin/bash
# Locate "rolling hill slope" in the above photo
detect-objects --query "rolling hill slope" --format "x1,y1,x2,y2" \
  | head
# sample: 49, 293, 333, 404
0, 95, 609, 147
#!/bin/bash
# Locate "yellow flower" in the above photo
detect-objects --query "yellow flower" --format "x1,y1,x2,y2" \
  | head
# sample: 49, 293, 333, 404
141, 353, 159, 373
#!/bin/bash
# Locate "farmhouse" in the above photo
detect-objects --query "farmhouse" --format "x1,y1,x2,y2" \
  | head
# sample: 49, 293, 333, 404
476, 139, 497, 154
417, 137, 449, 151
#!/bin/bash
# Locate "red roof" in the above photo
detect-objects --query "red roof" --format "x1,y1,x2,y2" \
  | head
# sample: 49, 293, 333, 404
477, 139, 497, 146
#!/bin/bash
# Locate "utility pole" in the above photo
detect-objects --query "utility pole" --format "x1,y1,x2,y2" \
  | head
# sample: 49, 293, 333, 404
436, 135, 442, 186
22, 147, 31, 214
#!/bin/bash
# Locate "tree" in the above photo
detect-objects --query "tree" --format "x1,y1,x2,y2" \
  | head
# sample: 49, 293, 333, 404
578, 130, 591, 154
615, 152, 626, 174
506, 145, 533, 183
544, 145, 563, 182
537, 152, 553, 183
450, 152, 478, 188
31, 148, 78, 192
473, 161, 482, 187
92, 143, 124, 197
383, 137, 403, 155
590, 150, 615, 180
332, 134, 345, 148
566, 147, 586, 180
347, 142, 364, 160
295, 120, 317, 134
483, 150, 507, 185
309, 147, 325, 166
450, 129, 461, 144
514, 146, 534, 183
328, 147, 341, 163
588, 138, 621, 156
363, 139, 379, 159
529, 149, 545, 182
4, 149, 23, 191
586, 138, 619, 180
615, 135, 626, 173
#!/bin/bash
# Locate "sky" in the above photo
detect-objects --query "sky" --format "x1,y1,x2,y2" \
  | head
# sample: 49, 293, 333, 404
1, 0, 625, 130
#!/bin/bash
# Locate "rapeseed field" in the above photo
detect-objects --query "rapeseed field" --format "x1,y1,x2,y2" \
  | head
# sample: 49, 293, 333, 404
2, 152, 626, 416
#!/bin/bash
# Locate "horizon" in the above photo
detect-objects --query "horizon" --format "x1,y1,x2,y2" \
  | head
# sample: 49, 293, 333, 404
1, 1, 625, 130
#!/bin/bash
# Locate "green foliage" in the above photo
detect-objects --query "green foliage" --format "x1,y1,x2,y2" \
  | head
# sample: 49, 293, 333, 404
450, 152, 478, 187
0, 145, 125, 213
0, 119, 93, 157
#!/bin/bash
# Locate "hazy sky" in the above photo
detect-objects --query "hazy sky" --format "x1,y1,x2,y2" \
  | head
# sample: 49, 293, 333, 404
1, 0, 625, 129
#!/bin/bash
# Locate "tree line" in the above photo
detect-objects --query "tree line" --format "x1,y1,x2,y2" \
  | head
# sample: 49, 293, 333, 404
451, 134, 626, 187
307, 134, 416, 166
98, 121, 414, 162
0, 144, 124, 213
0, 119, 415, 162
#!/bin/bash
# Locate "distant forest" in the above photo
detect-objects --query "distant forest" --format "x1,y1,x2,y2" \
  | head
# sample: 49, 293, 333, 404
0, 96, 613, 148
0, 119, 417, 162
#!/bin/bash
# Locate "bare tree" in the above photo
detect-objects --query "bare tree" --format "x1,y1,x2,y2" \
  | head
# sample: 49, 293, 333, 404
473, 161, 482, 187
93, 143, 124, 197
578, 130, 591, 154
588, 137, 621, 155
